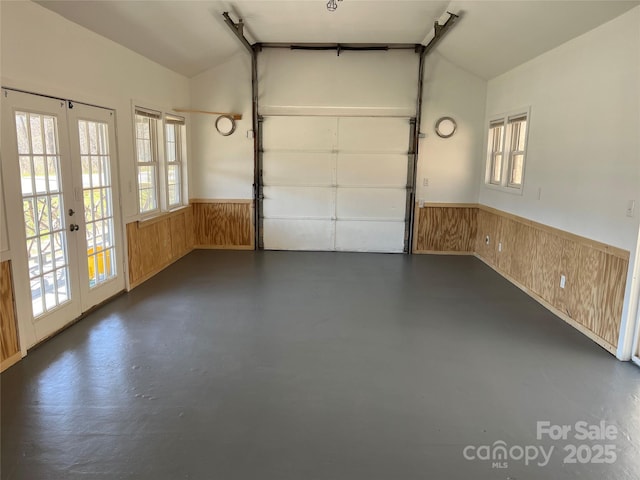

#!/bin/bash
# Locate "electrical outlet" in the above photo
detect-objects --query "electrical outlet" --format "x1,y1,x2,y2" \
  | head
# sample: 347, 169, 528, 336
560, 275, 566, 289
247, 130, 254, 139
498, 242, 502, 252
485, 235, 490, 245
418, 199, 425, 208
423, 178, 429, 187
627, 200, 636, 218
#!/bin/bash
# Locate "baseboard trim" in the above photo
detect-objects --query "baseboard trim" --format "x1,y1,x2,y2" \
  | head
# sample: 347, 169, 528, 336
474, 253, 617, 356
1, 352, 22, 372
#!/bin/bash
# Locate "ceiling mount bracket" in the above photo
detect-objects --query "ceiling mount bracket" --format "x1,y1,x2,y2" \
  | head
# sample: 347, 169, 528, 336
423, 11, 460, 58
222, 12, 254, 55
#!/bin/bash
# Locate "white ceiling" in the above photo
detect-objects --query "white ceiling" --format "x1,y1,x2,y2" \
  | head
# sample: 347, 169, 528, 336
35, 0, 639, 79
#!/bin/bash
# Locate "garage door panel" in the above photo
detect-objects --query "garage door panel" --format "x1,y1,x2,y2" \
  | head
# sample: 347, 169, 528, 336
262, 115, 409, 253
337, 153, 408, 187
335, 221, 405, 253
263, 186, 334, 218
338, 117, 409, 152
263, 117, 336, 151
263, 152, 334, 186
264, 219, 334, 251
337, 188, 406, 221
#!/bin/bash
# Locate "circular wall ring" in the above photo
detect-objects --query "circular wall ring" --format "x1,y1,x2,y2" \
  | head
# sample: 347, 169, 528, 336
215, 115, 236, 136
435, 116, 457, 138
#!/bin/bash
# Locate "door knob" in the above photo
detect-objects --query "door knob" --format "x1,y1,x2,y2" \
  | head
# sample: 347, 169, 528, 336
68, 208, 75, 216
69, 224, 79, 232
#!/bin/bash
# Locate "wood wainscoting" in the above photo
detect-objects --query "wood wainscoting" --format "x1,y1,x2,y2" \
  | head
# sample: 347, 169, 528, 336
1, 260, 21, 371
191, 199, 254, 250
414, 203, 477, 254
126, 206, 194, 289
414, 203, 629, 354
475, 205, 628, 354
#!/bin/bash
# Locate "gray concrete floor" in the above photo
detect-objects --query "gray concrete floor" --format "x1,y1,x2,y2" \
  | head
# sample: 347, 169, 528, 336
1, 251, 639, 480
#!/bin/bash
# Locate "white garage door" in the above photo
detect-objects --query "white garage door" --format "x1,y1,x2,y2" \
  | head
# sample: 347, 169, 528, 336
262, 116, 409, 252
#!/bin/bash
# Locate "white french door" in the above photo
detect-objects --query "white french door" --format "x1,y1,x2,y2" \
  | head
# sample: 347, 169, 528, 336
1, 89, 124, 348
67, 103, 124, 311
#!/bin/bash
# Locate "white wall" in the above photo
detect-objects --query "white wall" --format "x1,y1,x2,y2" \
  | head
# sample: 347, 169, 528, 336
0, 0, 191, 222
480, 6, 640, 359
416, 53, 487, 203
189, 54, 254, 199
189, 48, 486, 202
480, 6, 640, 252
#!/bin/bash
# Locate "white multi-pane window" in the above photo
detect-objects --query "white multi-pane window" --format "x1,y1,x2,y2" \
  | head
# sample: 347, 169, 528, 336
164, 115, 185, 209
134, 107, 187, 216
134, 109, 160, 214
485, 110, 529, 192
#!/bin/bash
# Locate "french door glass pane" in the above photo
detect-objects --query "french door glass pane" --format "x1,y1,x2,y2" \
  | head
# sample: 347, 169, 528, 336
15, 111, 71, 317
78, 120, 117, 288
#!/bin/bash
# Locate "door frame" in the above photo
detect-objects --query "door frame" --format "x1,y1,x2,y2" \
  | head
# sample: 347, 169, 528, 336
1, 87, 125, 351
253, 48, 423, 253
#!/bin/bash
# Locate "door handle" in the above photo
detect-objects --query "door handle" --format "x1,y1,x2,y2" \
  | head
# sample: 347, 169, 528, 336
69, 224, 79, 232
68, 208, 75, 216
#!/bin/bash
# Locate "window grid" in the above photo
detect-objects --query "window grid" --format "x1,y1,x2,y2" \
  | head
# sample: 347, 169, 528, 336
488, 121, 505, 185
15, 111, 70, 318
79, 119, 117, 288
135, 113, 160, 214
507, 117, 527, 187
134, 108, 187, 217
165, 121, 183, 208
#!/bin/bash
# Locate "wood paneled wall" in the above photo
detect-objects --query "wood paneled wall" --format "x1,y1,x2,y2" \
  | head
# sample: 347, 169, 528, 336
191, 200, 254, 250
127, 207, 194, 288
1, 261, 21, 371
414, 204, 477, 254
414, 203, 629, 354
475, 206, 628, 353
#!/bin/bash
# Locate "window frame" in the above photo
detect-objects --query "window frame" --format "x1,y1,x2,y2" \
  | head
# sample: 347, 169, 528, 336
487, 119, 506, 186
134, 108, 161, 216
163, 115, 186, 210
484, 107, 531, 194
132, 105, 188, 220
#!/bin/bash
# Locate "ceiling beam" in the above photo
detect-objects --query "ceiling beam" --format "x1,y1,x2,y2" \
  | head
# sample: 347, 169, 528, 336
222, 12, 254, 55
422, 11, 460, 58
